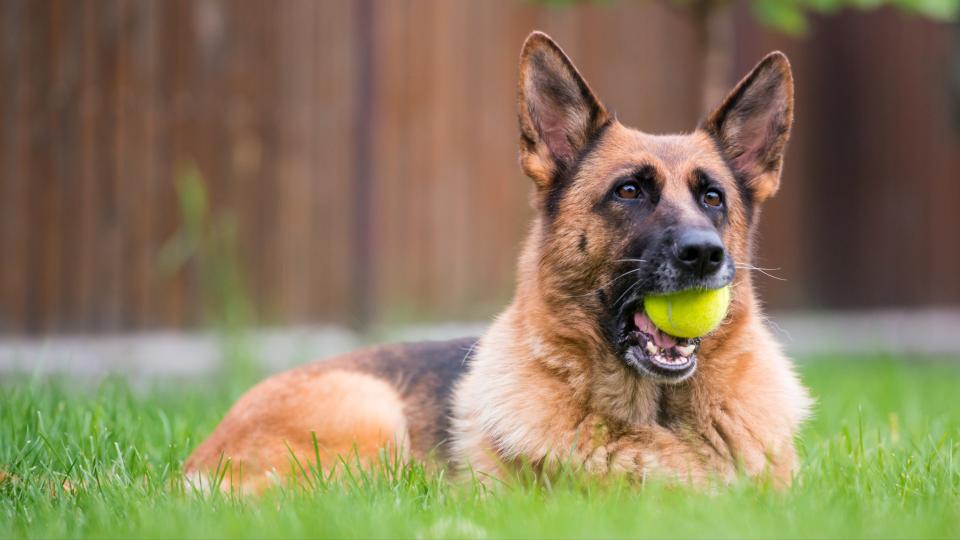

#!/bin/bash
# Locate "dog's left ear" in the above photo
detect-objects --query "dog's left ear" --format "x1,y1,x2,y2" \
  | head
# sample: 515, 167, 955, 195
518, 32, 610, 188
701, 52, 794, 203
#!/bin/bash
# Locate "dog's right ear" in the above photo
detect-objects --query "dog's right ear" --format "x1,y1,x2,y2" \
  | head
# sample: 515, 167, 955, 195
518, 32, 610, 187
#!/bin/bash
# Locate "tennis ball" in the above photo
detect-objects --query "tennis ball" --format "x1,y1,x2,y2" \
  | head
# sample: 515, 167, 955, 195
643, 286, 731, 339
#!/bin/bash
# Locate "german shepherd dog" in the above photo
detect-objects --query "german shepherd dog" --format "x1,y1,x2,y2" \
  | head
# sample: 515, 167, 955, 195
186, 32, 810, 490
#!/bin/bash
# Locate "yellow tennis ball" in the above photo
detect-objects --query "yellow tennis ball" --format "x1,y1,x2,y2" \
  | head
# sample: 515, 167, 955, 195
643, 286, 731, 338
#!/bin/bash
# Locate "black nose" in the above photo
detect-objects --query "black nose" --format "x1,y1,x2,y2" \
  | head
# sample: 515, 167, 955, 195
674, 229, 725, 277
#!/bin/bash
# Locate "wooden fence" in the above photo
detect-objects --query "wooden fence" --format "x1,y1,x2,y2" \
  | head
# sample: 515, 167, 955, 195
1, 0, 957, 334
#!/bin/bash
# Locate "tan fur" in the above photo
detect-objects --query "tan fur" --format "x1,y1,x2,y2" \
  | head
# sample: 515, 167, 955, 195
186, 32, 811, 491
185, 368, 410, 492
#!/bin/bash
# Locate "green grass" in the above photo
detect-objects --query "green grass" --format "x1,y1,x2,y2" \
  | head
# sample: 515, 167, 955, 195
2, 358, 959, 539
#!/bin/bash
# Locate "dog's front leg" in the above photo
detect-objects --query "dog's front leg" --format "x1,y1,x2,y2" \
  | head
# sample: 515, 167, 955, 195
584, 424, 716, 484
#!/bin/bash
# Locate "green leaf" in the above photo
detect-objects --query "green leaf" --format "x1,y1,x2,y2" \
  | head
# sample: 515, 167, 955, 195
175, 164, 209, 235
753, 0, 810, 34
896, 0, 960, 20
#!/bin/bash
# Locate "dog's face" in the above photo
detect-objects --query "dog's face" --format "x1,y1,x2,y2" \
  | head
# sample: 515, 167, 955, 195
518, 32, 793, 383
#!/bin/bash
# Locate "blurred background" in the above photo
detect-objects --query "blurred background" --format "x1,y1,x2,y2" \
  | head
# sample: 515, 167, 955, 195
0, 0, 958, 374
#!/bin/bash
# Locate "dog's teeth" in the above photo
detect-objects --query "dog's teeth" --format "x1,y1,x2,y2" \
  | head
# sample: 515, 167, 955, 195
676, 344, 696, 356
645, 342, 658, 355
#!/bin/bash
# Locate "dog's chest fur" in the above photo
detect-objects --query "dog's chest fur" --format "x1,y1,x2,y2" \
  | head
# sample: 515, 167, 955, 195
448, 298, 810, 483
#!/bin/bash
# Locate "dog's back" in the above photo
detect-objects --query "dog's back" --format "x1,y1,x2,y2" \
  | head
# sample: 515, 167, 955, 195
184, 337, 474, 491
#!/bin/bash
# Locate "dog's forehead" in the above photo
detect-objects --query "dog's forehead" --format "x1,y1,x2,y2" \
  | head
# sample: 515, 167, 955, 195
589, 124, 731, 181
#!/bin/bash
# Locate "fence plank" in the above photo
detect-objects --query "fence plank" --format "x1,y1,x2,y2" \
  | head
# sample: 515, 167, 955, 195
0, 0, 28, 333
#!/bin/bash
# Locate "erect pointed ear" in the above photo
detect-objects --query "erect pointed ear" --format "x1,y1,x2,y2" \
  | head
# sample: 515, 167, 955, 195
701, 52, 794, 203
518, 32, 610, 187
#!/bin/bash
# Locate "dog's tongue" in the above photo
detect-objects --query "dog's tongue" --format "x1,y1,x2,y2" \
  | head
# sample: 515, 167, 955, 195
633, 312, 680, 349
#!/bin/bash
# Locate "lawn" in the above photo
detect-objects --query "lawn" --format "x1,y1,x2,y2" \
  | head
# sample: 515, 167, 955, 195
1, 357, 958, 539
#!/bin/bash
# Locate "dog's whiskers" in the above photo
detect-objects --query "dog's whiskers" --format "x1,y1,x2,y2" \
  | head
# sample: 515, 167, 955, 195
735, 262, 786, 281
557, 267, 645, 299
612, 277, 648, 309
594, 267, 645, 293
460, 339, 481, 367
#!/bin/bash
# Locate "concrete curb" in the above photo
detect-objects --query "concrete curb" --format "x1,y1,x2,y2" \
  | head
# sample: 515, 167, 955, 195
1, 310, 957, 379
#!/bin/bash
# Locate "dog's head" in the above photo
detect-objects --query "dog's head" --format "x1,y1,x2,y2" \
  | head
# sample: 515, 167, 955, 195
517, 32, 793, 383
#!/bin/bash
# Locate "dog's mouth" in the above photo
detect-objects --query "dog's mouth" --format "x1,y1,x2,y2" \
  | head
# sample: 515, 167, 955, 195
619, 311, 699, 383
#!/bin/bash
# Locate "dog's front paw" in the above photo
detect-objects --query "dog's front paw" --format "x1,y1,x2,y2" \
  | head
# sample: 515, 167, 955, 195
583, 445, 610, 474
601, 426, 708, 484
605, 440, 659, 477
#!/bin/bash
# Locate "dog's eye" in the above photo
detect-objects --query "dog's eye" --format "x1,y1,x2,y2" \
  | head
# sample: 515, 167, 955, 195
702, 189, 723, 208
615, 181, 642, 200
